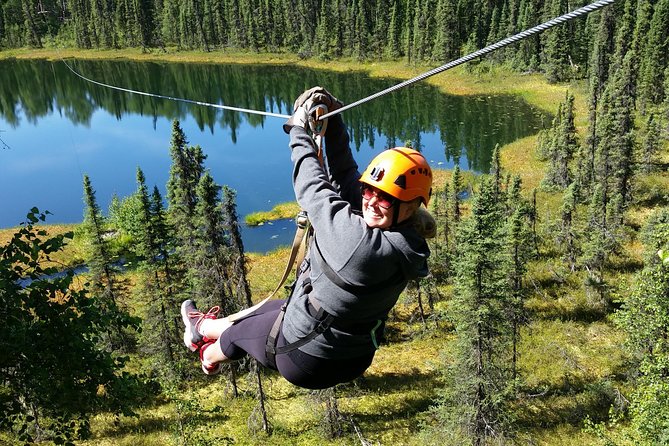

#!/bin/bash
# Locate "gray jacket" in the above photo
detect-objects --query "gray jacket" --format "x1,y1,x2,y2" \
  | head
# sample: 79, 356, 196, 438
281, 116, 430, 360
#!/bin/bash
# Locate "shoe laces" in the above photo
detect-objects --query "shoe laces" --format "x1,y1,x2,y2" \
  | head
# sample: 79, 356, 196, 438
190, 306, 220, 335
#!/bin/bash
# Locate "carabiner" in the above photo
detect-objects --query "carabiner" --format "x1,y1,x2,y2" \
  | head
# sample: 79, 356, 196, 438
309, 104, 328, 137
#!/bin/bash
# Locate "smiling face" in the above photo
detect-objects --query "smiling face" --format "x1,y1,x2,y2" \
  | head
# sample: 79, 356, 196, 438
361, 185, 396, 229
361, 185, 423, 229
362, 185, 397, 229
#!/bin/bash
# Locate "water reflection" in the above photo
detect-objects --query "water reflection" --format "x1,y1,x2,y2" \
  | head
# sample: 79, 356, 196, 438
0, 58, 549, 251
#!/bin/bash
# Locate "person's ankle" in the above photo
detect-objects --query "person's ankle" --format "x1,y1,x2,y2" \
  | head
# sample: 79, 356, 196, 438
200, 341, 223, 375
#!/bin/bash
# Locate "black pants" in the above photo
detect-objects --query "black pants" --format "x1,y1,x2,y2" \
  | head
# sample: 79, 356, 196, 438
218, 299, 374, 389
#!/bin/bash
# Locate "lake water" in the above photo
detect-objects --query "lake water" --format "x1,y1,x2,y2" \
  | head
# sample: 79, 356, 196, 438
0, 58, 549, 252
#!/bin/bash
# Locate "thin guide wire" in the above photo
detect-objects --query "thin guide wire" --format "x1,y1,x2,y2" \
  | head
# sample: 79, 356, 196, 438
60, 59, 292, 119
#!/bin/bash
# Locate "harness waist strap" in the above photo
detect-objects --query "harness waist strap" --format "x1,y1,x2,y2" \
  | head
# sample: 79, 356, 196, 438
307, 297, 384, 335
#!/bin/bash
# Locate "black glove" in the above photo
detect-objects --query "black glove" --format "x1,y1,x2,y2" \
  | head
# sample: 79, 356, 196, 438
283, 86, 343, 134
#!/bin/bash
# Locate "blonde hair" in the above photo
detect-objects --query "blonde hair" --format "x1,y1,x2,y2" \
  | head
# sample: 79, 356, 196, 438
410, 207, 437, 239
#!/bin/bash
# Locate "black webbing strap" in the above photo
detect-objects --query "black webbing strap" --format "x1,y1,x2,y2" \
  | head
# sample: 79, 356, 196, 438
265, 296, 335, 369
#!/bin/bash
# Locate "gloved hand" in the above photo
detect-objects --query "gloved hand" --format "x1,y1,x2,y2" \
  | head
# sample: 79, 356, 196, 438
283, 86, 343, 134
283, 105, 310, 134
292, 86, 343, 113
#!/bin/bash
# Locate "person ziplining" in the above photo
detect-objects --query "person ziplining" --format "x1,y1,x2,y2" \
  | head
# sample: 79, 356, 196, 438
53, 0, 615, 389
180, 87, 436, 389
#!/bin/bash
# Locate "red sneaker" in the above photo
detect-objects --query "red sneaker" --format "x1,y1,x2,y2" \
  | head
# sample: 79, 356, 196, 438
181, 300, 220, 352
200, 341, 223, 375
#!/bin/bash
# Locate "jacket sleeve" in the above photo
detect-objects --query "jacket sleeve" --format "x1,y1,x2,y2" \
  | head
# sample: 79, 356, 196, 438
289, 126, 371, 272
323, 115, 363, 211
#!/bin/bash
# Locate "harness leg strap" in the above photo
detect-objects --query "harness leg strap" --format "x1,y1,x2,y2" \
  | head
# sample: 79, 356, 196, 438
265, 302, 288, 369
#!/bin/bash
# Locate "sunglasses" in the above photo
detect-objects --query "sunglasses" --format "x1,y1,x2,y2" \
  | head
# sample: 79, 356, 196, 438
361, 186, 396, 209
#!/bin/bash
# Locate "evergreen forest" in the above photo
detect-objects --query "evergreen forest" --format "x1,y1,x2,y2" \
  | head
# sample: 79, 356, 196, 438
1, 0, 669, 444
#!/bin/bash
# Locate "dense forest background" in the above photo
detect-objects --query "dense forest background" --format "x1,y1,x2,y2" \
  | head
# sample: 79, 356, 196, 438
2, 0, 669, 444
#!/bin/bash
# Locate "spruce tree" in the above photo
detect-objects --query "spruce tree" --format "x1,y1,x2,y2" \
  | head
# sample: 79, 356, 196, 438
21, 0, 42, 47
403, 0, 416, 62
506, 175, 531, 381
513, 0, 540, 71
222, 185, 252, 307
544, 91, 578, 189
135, 167, 156, 261
385, 0, 403, 58
370, 0, 390, 59
166, 119, 206, 278
437, 177, 515, 444
351, 0, 370, 59
582, 5, 616, 195
581, 184, 613, 305
151, 186, 175, 292
135, 168, 180, 379
507, 207, 528, 382
490, 143, 502, 199
220, 185, 269, 431
535, 127, 553, 162
641, 112, 661, 173
192, 171, 243, 393
450, 165, 463, 225
82, 174, 137, 353
638, 0, 669, 108
558, 182, 579, 271
593, 45, 635, 211
430, 181, 452, 282
192, 171, 235, 314
315, 0, 335, 59
432, 0, 460, 62
542, 0, 571, 83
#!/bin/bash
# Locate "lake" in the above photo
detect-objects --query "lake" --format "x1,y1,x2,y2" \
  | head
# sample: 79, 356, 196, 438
0, 58, 549, 252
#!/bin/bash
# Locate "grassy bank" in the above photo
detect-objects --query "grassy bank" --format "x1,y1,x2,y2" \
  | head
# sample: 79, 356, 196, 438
245, 202, 301, 226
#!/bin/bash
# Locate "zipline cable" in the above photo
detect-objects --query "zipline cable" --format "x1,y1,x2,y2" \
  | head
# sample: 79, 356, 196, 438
62, 0, 614, 121
60, 58, 292, 119
0, 131, 12, 150
320, 0, 615, 120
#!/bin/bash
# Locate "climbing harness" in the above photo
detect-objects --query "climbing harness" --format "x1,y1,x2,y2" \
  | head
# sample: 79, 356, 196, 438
60, 0, 615, 122
265, 235, 390, 368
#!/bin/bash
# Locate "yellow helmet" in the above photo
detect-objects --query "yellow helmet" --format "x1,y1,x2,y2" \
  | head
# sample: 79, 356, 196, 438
360, 147, 432, 205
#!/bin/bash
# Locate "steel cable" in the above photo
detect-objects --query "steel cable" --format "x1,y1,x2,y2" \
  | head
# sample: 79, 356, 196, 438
320, 0, 615, 120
